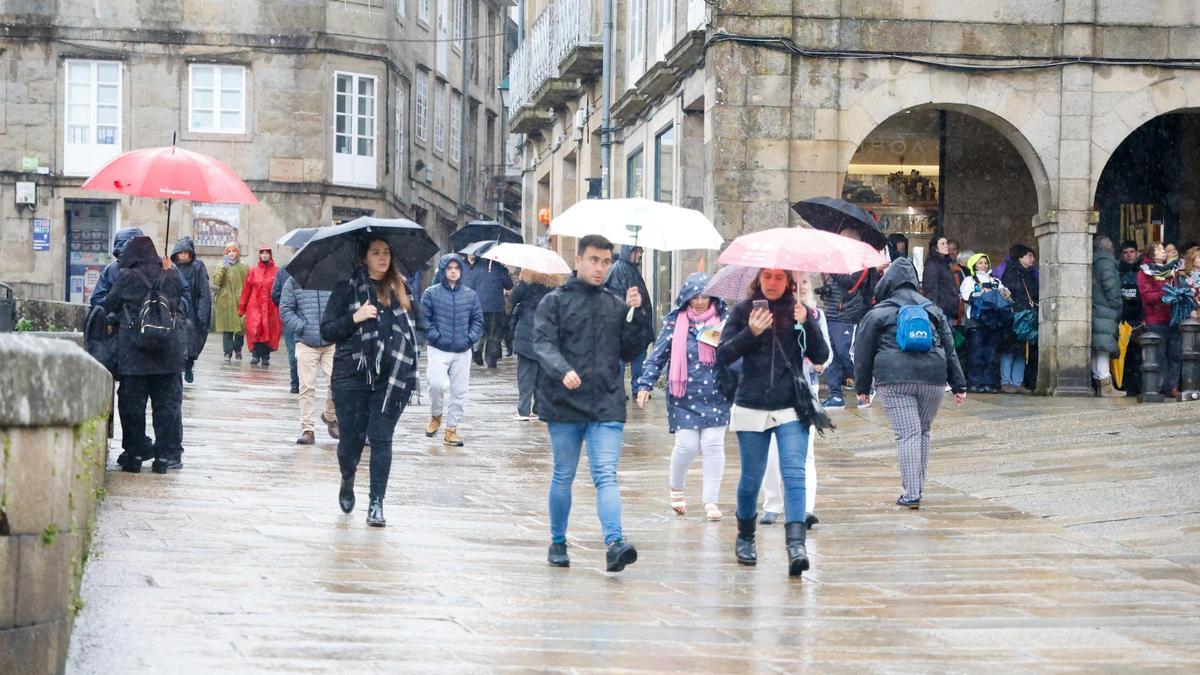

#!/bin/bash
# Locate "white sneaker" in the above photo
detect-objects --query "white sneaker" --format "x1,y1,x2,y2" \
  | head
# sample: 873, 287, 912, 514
512, 413, 530, 421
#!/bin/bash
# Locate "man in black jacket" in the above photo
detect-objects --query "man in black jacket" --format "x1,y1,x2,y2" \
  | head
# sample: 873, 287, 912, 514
532, 235, 644, 573
603, 245, 655, 393
170, 236, 212, 384
103, 236, 188, 475
1117, 240, 1144, 394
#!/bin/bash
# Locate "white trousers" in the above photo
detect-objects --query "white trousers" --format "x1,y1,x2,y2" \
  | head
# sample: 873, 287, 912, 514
761, 428, 817, 516
669, 426, 726, 505
426, 347, 472, 428
1092, 349, 1112, 380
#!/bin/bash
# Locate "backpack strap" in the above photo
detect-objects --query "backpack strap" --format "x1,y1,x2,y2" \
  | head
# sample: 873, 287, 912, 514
838, 269, 870, 312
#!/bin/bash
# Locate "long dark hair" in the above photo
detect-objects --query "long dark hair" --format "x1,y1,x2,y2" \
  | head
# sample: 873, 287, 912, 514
360, 238, 412, 312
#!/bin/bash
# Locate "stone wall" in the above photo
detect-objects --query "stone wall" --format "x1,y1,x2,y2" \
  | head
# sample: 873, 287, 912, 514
13, 299, 87, 333
0, 335, 112, 675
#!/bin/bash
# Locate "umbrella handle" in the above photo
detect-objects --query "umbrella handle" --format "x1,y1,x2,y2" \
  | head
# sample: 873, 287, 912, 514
625, 227, 640, 324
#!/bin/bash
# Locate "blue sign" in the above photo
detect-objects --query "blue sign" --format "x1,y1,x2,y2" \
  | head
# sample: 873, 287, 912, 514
32, 218, 50, 251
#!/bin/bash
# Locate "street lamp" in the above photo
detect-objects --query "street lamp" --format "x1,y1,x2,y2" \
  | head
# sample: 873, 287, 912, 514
497, 77, 511, 225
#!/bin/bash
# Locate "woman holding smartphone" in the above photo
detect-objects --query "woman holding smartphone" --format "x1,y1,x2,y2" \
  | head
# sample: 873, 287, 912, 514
717, 268, 830, 577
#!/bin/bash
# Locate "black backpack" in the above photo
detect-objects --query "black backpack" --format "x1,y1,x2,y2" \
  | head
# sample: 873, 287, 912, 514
82, 304, 119, 377
128, 270, 179, 353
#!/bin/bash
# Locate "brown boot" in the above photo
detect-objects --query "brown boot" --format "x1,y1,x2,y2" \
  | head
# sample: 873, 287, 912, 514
322, 412, 340, 439
295, 430, 315, 445
425, 416, 442, 437
444, 427, 464, 447
1098, 378, 1126, 398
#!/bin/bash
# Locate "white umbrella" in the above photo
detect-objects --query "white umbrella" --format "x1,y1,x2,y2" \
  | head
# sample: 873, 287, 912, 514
483, 243, 572, 275
548, 198, 724, 251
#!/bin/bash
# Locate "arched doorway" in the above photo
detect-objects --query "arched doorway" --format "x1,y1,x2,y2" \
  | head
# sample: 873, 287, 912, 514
1094, 111, 1200, 253
841, 106, 1041, 267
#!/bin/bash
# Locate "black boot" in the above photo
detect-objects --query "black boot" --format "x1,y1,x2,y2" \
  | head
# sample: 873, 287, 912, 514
805, 512, 819, 529
366, 497, 386, 527
547, 542, 570, 567
785, 521, 810, 577
736, 517, 757, 566
605, 539, 638, 572
339, 477, 355, 513
116, 451, 143, 473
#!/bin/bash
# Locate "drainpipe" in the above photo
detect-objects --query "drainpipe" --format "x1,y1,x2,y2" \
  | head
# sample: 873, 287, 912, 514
600, 0, 613, 198
458, 0, 472, 219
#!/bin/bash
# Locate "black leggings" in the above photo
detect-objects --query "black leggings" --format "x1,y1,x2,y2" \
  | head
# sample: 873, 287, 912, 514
333, 386, 401, 500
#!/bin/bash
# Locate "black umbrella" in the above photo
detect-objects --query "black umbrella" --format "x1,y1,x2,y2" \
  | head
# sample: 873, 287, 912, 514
792, 197, 888, 250
459, 239, 499, 257
284, 216, 439, 290
449, 220, 522, 251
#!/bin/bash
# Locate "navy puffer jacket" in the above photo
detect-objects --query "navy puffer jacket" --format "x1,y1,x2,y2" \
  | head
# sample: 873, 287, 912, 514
420, 254, 485, 353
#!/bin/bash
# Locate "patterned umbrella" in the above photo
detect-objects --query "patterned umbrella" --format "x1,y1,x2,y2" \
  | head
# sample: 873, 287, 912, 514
703, 265, 760, 302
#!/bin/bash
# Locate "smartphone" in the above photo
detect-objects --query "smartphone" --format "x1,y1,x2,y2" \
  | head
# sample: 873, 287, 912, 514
752, 299, 769, 313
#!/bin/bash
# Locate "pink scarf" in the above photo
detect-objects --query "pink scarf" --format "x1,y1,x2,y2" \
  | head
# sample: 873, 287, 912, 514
668, 305, 719, 398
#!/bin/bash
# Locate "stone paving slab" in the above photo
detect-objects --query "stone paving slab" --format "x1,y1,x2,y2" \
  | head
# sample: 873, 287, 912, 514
64, 349, 1200, 672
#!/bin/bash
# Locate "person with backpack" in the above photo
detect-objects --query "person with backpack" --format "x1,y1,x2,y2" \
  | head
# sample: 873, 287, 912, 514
510, 269, 563, 421
169, 236, 212, 384
855, 258, 967, 508
102, 236, 188, 474
959, 253, 1011, 393
634, 272, 732, 522
212, 242, 248, 362
237, 245, 283, 367
999, 244, 1039, 394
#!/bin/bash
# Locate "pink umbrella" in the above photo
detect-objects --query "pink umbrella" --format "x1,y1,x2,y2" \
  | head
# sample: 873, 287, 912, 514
716, 227, 889, 273
482, 242, 572, 275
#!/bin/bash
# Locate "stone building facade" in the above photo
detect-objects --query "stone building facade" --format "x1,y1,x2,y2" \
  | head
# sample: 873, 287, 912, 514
509, 1, 1200, 395
0, 0, 515, 303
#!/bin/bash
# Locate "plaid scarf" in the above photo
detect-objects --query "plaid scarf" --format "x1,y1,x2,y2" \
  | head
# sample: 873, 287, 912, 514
348, 266, 418, 416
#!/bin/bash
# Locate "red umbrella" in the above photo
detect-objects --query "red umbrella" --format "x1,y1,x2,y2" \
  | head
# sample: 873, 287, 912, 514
82, 143, 258, 261
717, 227, 890, 274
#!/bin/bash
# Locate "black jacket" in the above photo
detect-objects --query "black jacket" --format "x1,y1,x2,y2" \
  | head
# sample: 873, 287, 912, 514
854, 258, 966, 395
321, 282, 420, 390
103, 236, 187, 376
511, 281, 554, 359
603, 246, 655, 348
820, 269, 875, 324
1118, 259, 1143, 323
922, 252, 960, 322
1001, 261, 1039, 313
716, 292, 830, 416
532, 276, 646, 422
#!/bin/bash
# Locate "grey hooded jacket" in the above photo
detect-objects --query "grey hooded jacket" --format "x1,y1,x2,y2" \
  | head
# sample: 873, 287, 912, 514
853, 258, 967, 395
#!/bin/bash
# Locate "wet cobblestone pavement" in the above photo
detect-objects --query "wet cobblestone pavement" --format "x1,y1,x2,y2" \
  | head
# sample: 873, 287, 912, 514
67, 349, 1200, 672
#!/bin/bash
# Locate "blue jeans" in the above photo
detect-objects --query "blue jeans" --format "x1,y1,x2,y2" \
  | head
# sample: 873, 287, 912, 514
735, 421, 809, 523
999, 349, 1026, 387
284, 329, 299, 389
824, 320, 855, 399
547, 421, 625, 545
623, 357, 644, 393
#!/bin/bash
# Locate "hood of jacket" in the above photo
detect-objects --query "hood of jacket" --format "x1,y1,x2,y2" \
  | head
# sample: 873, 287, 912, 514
966, 253, 991, 276
119, 236, 162, 270
887, 233, 909, 260
112, 227, 145, 258
669, 272, 727, 317
435, 253, 467, 288
170, 235, 197, 263
875, 257, 920, 302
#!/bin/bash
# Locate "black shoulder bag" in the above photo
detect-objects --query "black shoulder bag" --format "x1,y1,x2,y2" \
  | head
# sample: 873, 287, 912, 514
772, 330, 836, 435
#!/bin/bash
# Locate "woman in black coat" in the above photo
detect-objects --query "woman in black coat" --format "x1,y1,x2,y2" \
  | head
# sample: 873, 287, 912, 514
999, 244, 1039, 394
716, 268, 829, 578
922, 236, 960, 323
510, 269, 563, 420
103, 236, 187, 474
320, 238, 420, 528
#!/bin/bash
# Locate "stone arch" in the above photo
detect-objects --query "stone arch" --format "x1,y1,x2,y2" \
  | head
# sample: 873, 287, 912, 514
838, 71, 1056, 214
1088, 71, 1200, 196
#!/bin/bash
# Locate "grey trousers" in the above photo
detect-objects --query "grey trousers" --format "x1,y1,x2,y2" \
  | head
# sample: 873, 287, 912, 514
516, 354, 539, 417
427, 346, 472, 428
876, 383, 944, 501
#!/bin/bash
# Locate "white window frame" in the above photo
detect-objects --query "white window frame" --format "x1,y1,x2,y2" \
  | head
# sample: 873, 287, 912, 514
655, 0, 673, 61
332, 71, 378, 188
395, 84, 407, 192
418, 0, 429, 24
449, 92, 462, 164
188, 64, 246, 134
433, 84, 446, 154
628, 0, 646, 82
414, 70, 429, 143
64, 59, 122, 177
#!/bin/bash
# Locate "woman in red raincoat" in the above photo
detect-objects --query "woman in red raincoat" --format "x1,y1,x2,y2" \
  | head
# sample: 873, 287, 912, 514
238, 244, 283, 367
